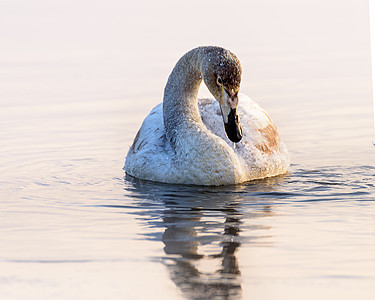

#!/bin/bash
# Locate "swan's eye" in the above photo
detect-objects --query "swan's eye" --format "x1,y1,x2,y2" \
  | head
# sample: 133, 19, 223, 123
217, 77, 223, 86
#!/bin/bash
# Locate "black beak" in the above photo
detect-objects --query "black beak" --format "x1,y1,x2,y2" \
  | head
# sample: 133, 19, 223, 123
224, 108, 243, 143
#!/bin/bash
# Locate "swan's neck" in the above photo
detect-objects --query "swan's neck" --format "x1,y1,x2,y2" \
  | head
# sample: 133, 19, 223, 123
163, 48, 205, 144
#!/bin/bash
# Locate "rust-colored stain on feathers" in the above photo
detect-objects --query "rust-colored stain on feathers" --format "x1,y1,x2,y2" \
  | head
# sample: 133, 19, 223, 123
255, 123, 280, 154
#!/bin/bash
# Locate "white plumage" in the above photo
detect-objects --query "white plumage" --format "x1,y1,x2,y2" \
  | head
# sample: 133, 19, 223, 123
125, 47, 289, 185
125, 94, 289, 185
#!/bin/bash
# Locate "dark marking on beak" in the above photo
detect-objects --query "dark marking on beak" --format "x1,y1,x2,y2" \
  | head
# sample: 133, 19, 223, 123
224, 108, 243, 143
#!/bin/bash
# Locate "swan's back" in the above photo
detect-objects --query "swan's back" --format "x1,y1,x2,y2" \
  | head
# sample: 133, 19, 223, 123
198, 94, 289, 180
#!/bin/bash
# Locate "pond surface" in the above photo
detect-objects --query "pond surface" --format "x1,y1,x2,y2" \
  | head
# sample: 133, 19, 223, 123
1, 0, 375, 299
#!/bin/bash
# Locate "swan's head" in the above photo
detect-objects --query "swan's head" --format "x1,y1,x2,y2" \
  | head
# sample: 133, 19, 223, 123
201, 48, 243, 143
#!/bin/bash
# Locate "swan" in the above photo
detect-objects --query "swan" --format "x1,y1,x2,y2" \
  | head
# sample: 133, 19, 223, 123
125, 46, 289, 186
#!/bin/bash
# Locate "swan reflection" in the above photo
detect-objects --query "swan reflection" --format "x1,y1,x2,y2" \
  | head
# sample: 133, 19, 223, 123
162, 204, 242, 299
125, 175, 285, 299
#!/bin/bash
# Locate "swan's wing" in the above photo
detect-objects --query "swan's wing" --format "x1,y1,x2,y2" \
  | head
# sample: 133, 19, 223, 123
198, 94, 280, 150
125, 103, 174, 181
198, 94, 289, 177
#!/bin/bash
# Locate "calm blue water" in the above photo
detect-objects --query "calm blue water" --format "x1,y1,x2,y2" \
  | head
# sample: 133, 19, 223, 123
1, 0, 375, 299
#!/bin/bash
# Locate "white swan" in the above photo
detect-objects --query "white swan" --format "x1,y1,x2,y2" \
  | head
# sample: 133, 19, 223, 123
125, 46, 289, 186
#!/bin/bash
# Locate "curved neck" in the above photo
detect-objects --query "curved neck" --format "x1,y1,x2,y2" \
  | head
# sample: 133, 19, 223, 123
163, 48, 205, 143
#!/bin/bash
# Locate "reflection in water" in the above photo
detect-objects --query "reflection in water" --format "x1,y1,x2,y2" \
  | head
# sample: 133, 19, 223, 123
125, 175, 286, 299
162, 204, 242, 299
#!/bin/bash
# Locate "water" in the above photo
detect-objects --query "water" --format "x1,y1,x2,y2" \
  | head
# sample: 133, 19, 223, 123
1, 0, 375, 299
